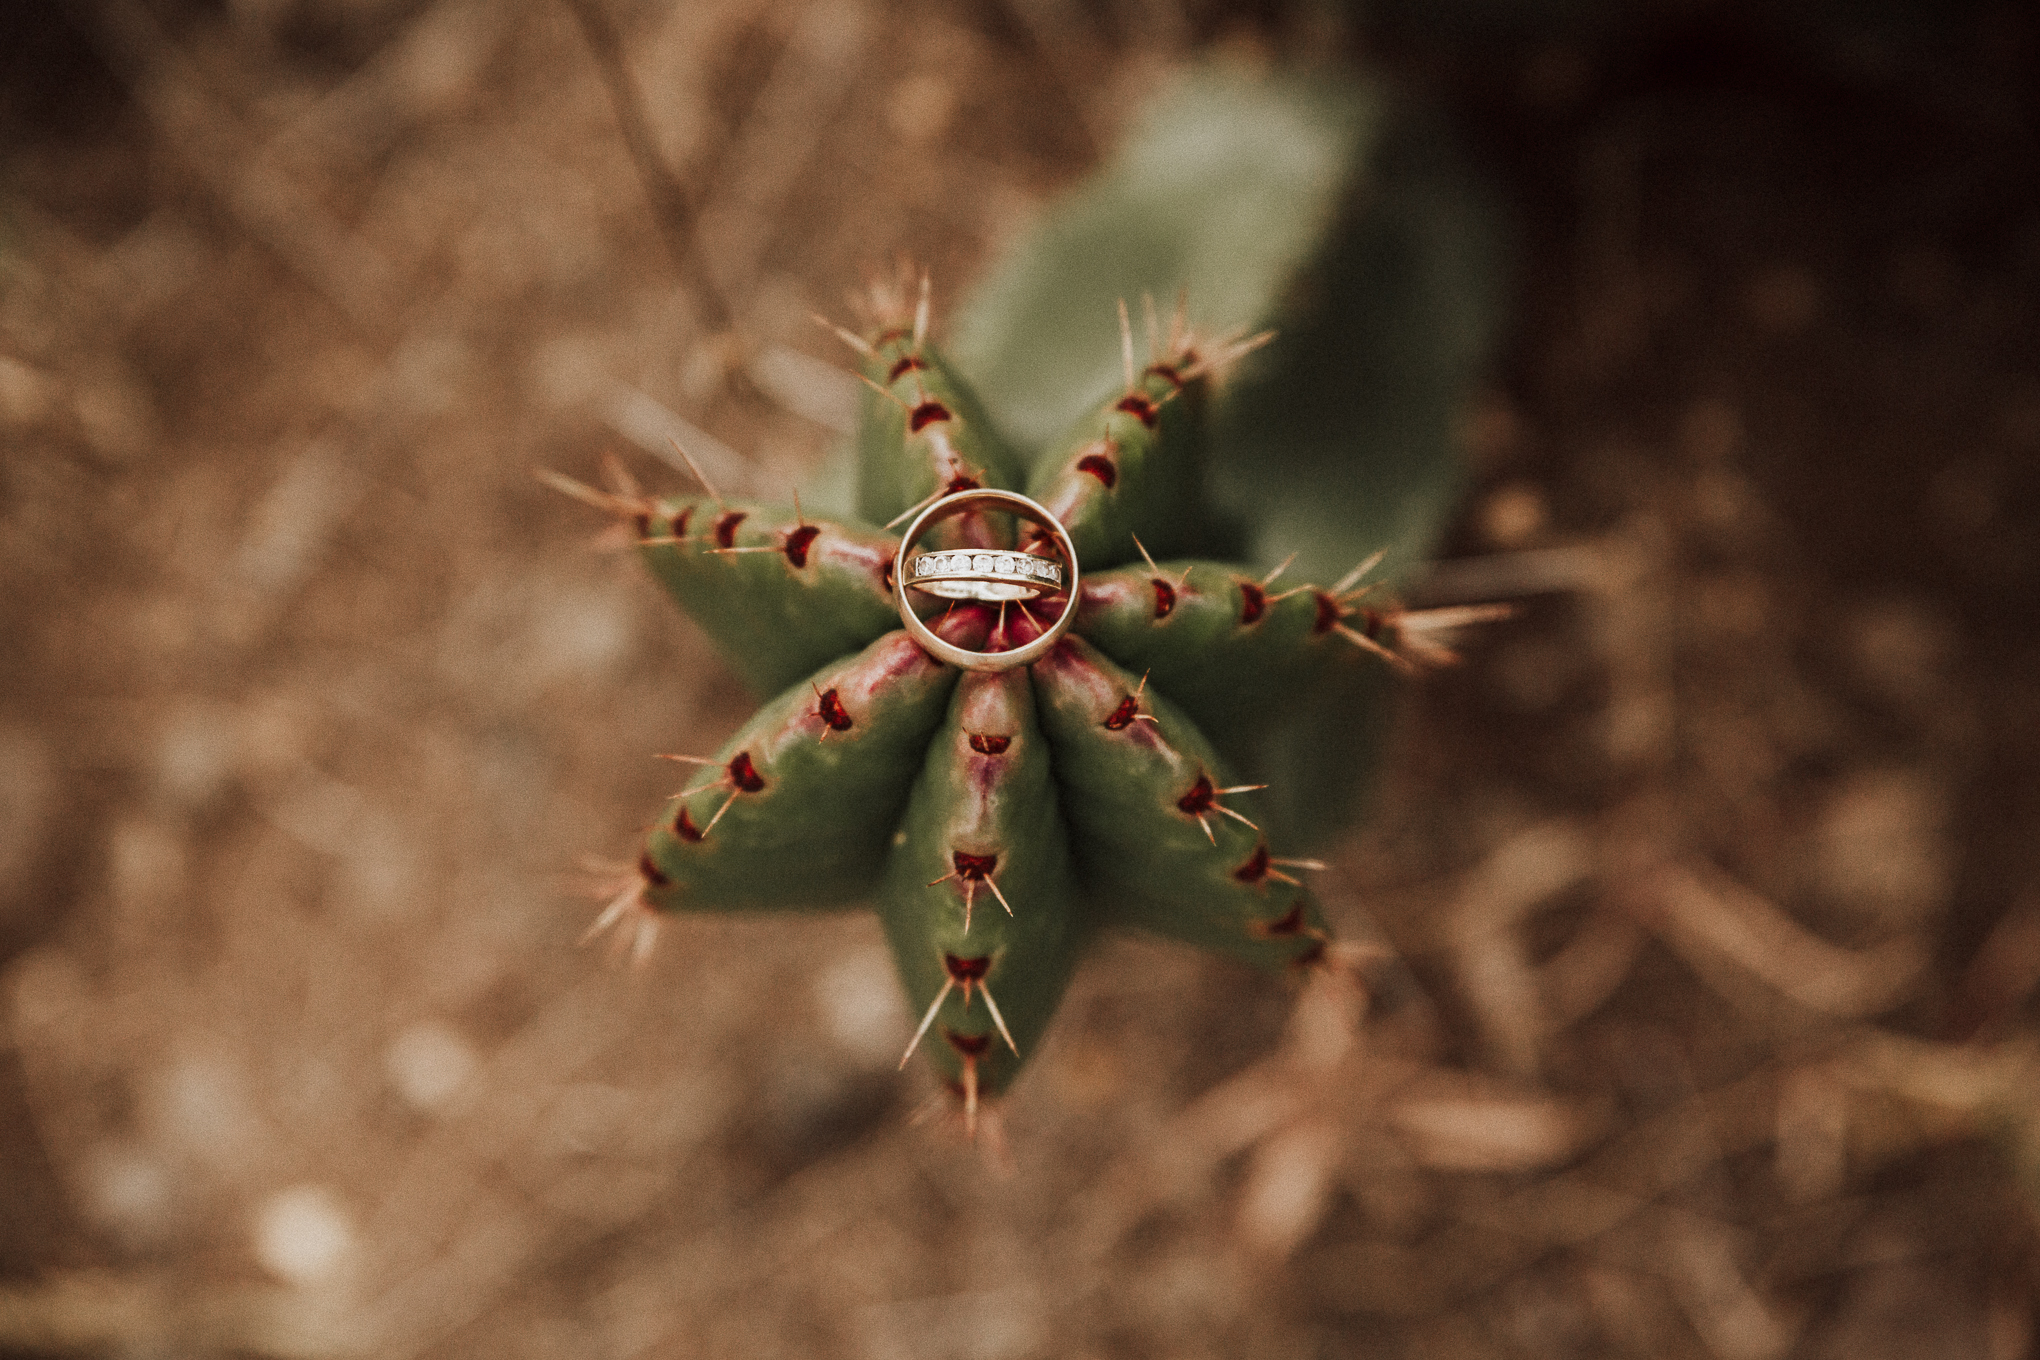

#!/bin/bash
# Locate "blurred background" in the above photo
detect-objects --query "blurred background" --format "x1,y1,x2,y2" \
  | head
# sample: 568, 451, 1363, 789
3, 0, 2040, 1355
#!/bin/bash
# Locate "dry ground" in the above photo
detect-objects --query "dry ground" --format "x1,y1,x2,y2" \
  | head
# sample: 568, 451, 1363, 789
3, 1, 2039, 1357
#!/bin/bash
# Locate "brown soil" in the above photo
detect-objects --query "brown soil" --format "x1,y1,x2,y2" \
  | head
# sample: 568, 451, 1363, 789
3, 2, 2038, 1356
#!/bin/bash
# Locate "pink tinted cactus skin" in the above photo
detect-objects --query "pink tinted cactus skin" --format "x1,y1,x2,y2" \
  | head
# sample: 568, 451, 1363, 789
879, 668, 1083, 1114
556, 286, 1439, 1129
1029, 636, 1330, 973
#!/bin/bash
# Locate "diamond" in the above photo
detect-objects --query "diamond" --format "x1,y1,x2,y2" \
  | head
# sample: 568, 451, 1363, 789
995, 555, 1015, 575
973, 553, 993, 574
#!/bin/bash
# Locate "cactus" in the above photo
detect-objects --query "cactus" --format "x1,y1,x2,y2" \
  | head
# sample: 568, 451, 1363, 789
552, 69, 1506, 1132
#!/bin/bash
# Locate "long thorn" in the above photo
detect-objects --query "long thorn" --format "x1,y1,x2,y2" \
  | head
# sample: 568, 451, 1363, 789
668, 440, 723, 506
534, 468, 623, 513
656, 753, 719, 766
601, 450, 643, 500
1196, 813, 1215, 845
980, 982, 1019, 1056
814, 313, 873, 356
580, 880, 642, 946
1179, 329, 1274, 382
629, 913, 659, 968
1400, 603, 1520, 632
913, 270, 931, 348
1216, 782, 1268, 795
963, 1056, 979, 1140
858, 371, 912, 411
900, 977, 955, 1069
1334, 623, 1413, 672
701, 789, 741, 837
1332, 550, 1387, 598
1261, 552, 1298, 588
1142, 292, 1161, 363
984, 877, 1014, 918
1132, 532, 1161, 575
1117, 298, 1136, 391
1214, 804, 1261, 832
883, 484, 944, 530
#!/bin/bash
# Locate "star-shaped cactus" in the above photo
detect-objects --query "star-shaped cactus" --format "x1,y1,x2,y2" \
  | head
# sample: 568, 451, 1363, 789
552, 67, 1507, 1131
551, 278, 1495, 1131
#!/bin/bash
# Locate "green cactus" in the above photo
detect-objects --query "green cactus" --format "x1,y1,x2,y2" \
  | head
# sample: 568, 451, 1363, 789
555, 68, 1505, 1130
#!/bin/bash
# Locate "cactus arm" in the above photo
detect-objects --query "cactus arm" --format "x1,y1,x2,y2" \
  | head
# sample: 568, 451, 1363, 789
639, 630, 966, 912
1023, 354, 1215, 572
855, 330, 1028, 531
634, 495, 913, 698
1030, 636, 1328, 971
877, 669, 1083, 1099
1071, 559, 1375, 754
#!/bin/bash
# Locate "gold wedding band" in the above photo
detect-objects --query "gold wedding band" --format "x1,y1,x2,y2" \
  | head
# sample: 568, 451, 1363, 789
893, 490, 1079, 671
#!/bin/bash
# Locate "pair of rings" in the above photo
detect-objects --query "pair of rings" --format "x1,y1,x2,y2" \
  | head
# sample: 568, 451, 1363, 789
892, 490, 1079, 671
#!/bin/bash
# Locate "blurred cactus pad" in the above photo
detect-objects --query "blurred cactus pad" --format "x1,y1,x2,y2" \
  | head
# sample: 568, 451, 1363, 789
554, 67, 1506, 1125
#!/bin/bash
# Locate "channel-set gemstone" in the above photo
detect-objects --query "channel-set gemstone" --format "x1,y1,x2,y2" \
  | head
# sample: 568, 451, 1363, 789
911, 551, 1061, 582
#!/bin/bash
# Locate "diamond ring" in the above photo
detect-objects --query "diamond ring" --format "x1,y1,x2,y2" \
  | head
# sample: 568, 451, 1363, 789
893, 489, 1080, 672
904, 548, 1064, 601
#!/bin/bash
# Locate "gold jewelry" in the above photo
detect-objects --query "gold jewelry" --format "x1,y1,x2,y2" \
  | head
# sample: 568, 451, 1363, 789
893, 490, 1079, 671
